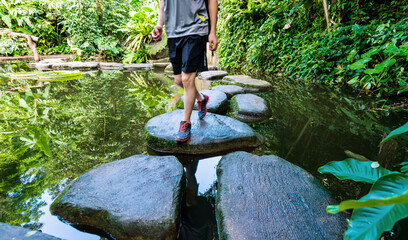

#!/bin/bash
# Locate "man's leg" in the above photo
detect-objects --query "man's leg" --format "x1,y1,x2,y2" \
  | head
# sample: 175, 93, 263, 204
181, 72, 202, 123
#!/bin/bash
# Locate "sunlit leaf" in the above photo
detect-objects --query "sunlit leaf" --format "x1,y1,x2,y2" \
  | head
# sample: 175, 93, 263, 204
364, 68, 381, 74
318, 158, 398, 184
338, 174, 408, 240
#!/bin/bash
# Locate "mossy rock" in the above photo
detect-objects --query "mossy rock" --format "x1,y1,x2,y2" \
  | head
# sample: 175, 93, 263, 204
216, 151, 347, 240
145, 110, 263, 156
51, 155, 184, 240
223, 75, 272, 92
230, 94, 271, 123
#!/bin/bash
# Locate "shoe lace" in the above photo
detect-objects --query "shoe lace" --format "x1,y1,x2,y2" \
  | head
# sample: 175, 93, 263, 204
180, 122, 188, 132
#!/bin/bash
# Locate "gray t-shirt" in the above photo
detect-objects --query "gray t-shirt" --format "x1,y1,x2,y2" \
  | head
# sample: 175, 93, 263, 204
164, 0, 209, 38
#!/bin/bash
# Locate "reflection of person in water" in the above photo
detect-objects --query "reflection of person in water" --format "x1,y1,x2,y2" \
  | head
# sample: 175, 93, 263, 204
177, 160, 216, 240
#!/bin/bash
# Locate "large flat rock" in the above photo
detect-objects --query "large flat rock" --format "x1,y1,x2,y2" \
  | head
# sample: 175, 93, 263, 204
223, 75, 272, 92
231, 94, 271, 123
216, 152, 347, 240
176, 90, 228, 114
211, 85, 245, 98
51, 155, 185, 240
0, 222, 62, 240
145, 110, 263, 155
123, 63, 153, 71
52, 62, 99, 70
198, 71, 228, 81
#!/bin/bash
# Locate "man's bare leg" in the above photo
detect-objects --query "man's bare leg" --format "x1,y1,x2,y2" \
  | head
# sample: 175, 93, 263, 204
181, 72, 202, 122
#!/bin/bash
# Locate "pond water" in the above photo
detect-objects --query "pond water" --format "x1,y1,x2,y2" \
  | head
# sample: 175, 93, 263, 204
0, 62, 407, 239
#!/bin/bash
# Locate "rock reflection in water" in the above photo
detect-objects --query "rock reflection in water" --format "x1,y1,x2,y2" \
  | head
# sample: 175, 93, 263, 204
178, 159, 218, 240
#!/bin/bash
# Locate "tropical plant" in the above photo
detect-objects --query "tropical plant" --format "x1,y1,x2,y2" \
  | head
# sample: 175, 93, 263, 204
318, 122, 408, 240
218, 0, 408, 96
120, 4, 158, 63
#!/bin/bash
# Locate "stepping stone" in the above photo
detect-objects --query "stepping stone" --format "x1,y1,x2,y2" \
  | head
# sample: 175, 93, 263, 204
98, 62, 124, 70
0, 222, 62, 240
216, 151, 347, 240
231, 94, 271, 123
211, 85, 245, 98
51, 155, 184, 240
198, 70, 228, 81
223, 75, 272, 92
152, 62, 170, 69
51, 62, 99, 70
145, 110, 263, 155
123, 63, 153, 71
176, 90, 228, 114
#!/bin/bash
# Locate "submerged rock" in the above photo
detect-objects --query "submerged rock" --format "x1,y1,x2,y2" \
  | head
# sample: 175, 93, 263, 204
216, 152, 347, 240
98, 62, 124, 70
51, 155, 184, 240
223, 75, 272, 92
198, 70, 228, 81
231, 94, 271, 123
145, 110, 263, 156
52, 62, 99, 70
211, 85, 245, 98
0, 222, 62, 240
123, 63, 153, 71
176, 89, 228, 114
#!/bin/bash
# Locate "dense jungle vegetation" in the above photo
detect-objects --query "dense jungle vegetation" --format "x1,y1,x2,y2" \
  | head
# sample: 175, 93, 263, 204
218, 0, 408, 96
1, 0, 408, 95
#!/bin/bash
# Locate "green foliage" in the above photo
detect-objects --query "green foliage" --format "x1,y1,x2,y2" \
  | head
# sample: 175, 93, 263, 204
318, 158, 398, 184
218, 0, 408, 95
379, 122, 408, 146
60, 0, 130, 60
120, 4, 158, 63
0, 36, 29, 56
319, 122, 408, 240
0, 0, 138, 59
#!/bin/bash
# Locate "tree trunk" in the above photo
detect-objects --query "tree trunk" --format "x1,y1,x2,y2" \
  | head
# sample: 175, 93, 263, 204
0, 29, 40, 62
322, 0, 331, 28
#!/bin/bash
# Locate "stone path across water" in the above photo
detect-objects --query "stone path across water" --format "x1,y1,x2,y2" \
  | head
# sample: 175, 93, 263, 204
50, 155, 184, 240
145, 110, 263, 156
216, 151, 347, 240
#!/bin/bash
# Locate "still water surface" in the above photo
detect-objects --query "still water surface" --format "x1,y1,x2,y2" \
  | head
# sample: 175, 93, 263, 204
0, 62, 407, 239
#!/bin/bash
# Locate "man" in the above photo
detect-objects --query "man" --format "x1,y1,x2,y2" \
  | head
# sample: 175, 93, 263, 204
151, 0, 218, 143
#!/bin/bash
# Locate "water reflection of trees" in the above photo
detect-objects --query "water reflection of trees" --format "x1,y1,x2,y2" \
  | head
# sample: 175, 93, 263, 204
0, 70, 175, 227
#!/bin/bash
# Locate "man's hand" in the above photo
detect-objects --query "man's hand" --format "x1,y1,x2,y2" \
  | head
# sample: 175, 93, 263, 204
152, 25, 163, 41
208, 33, 218, 51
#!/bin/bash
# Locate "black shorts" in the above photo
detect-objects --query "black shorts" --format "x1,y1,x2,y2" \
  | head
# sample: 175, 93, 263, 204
168, 35, 208, 75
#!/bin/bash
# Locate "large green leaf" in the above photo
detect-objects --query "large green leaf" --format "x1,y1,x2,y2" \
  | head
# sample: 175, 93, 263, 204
340, 174, 408, 240
328, 173, 408, 213
379, 122, 408, 145
318, 158, 397, 184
